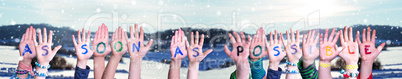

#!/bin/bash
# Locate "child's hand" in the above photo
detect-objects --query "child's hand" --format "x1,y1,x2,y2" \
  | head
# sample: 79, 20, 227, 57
356, 27, 385, 62
281, 29, 302, 63
72, 28, 94, 62
224, 31, 251, 63
36, 28, 62, 65
266, 30, 286, 64
170, 29, 187, 60
128, 24, 153, 60
301, 30, 320, 65
110, 27, 128, 56
319, 28, 343, 63
19, 26, 37, 61
93, 24, 112, 57
249, 28, 267, 61
339, 26, 359, 64
187, 31, 213, 63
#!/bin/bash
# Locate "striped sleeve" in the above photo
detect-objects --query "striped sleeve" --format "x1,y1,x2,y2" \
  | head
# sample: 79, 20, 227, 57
297, 60, 318, 79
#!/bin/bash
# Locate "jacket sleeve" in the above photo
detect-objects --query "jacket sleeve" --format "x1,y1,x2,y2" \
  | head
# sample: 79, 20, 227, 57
74, 65, 90, 79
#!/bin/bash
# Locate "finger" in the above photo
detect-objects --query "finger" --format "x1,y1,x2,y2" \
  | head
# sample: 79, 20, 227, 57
376, 42, 386, 53
72, 35, 77, 46
31, 27, 37, 43
296, 30, 300, 43
367, 27, 371, 41
130, 26, 134, 39
43, 28, 48, 43
190, 32, 194, 45
52, 45, 62, 53
279, 32, 283, 44
175, 30, 179, 42
356, 31, 361, 44
233, 31, 241, 43
119, 27, 123, 39
224, 45, 231, 56
82, 28, 86, 43
140, 26, 144, 41
21, 34, 26, 42
343, 26, 349, 42
332, 31, 340, 44
48, 30, 53, 43
195, 31, 199, 45
291, 29, 295, 42
228, 33, 236, 44
307, 30, 311, 43
252, 34, 257, 43
77, 30, 81, 43
362, 29, 366, 42
247, 35, 251, 45
349, 27, 353, 41
146, 39, 154, 49
286, 30, 291, 44
98, 25, 102, 39
203, 49, 213, 56
38, 29, 42, 43
240, 31, 246, 43
372, 30, 376, 42
269, 32, 273, 45
180, 29, 185, 43
328, 28, 336, 42
25, 28, 31, 40
28, 27, 33, 40
302, 34, 306, 44
94, 31, 99, 40
320, 33, 324, 44
324, 29, 328, 42
274, 30, 278, 44
200, 34, 205, 46
135, 24, 139, 39
87, 31, 91, 43
104, 24, 109, 39
124, 30, 129, 42
340, 30, 345, 43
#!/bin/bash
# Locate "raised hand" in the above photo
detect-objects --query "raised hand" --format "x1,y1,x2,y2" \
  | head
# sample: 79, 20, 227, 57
249, 28, 268, 61
319, 28, 342, 63
19, 26, 37, 61
281, 29, 302, 63
224, 31, 251, 79
168, 28, 188, 79
318, 28, 342, 79
301, 30, 320, 67
128, 24, 153, 60
357, 27, 385, 61
224, 31, 251, 63
36, 28, 62, 65
72, 28, 93, 69
339, 26, 359, 65
187, 31, 213, 63
93, 24, 112, 57
187, 31, 213, 79
170, 29, 188, 60
35, 28, 62, 79
266, 30, 286, 67
110, 27, 128, 56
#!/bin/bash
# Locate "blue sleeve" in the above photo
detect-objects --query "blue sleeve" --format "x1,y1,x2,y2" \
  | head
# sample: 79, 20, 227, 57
266, 67, 282, 79
74, 65, 90, 79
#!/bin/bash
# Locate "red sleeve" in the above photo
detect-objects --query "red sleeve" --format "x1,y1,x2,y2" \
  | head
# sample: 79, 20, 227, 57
357, 73, 372, 79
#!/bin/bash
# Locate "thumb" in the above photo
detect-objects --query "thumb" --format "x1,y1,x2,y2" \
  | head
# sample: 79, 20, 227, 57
52, 45, 62, 53
203, 49, 213, 56
376, 42, 386, 53
145, 39, 153, 49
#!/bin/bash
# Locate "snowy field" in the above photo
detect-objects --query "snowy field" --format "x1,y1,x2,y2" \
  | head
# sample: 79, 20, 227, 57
1, 45, 402, 79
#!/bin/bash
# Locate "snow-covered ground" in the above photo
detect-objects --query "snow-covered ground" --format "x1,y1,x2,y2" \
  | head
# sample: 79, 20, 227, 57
1, 45, 402, 79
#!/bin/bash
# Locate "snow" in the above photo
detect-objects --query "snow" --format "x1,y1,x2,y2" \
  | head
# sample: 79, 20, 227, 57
1, 45, 402, 78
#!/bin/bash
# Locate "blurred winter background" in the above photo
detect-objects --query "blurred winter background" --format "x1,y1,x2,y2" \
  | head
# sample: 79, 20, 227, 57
0, 0, 401, 79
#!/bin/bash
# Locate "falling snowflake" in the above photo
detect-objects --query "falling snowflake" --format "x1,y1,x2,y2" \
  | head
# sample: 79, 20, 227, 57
363, 19, 367, 23
61, 10, 64, 14
131, 0, 136, 6
96, 8, 101, 13
10, 20, 16, 25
